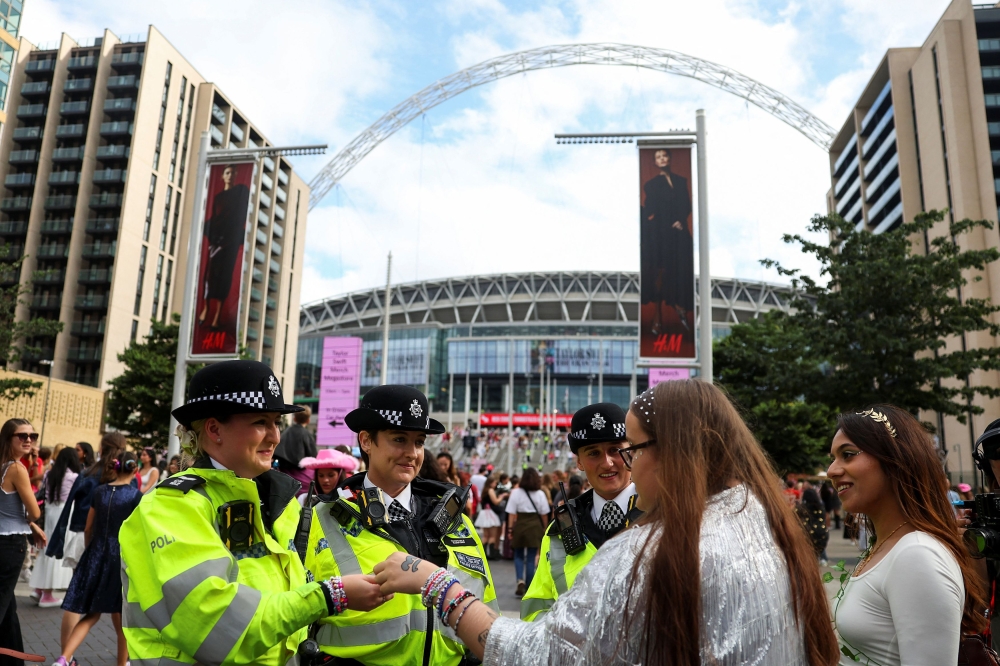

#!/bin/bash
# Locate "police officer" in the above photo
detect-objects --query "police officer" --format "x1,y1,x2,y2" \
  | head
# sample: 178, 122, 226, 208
520, 402, 642, 620
119, 361, 387, 665
305, 385, 499, 665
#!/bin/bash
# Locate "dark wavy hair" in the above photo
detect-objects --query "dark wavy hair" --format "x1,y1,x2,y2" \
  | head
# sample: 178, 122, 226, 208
76, 441, 95, 467
518, 467, 541, 492
88, 431, 127, 483
838, 404, 987, 633
115, 450, 139, 476
47, 447, 81, 503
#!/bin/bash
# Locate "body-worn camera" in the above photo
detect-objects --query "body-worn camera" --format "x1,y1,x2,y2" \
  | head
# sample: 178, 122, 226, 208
958, 493, 1000, 559
429, 485, 471, 536
359, 486, 389, 529
218, 500, 255, 551
553, 482, 586, 555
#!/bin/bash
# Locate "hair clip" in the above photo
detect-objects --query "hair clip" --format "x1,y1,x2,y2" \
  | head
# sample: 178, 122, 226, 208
631, 387, 657, 424
858, 408, 897, 438
113, 459, 121, 470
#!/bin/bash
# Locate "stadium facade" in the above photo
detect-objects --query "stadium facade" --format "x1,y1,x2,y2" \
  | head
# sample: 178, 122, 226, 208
296, 271, 793, 424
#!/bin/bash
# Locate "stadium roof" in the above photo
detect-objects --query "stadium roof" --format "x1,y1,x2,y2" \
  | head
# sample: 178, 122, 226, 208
299, 271, 795, 335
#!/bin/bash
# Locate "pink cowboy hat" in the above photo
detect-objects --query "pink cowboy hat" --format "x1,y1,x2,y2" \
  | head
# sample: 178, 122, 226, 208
299, 448, 359, 472
958, 483, 972, 493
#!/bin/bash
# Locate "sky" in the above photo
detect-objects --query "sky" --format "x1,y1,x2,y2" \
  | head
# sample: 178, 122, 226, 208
23, 0, 955, 303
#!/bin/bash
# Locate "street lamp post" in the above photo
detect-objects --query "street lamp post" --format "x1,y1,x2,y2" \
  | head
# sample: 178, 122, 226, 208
38, 359, 53, 447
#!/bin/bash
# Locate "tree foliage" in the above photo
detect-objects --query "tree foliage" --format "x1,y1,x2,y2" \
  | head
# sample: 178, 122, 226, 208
0, 248, 64, 400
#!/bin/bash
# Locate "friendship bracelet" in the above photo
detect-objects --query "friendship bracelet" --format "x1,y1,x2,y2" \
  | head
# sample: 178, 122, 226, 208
320, 577, 349, 615
421, 568, 450, 607
452, 595, 479, 632
442, 590, 476, 624
436, 579, 460, 618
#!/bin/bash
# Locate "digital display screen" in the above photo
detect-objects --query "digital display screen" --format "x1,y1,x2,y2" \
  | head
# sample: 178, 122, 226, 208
445, 496, 460, 516
556, 508, 573, 531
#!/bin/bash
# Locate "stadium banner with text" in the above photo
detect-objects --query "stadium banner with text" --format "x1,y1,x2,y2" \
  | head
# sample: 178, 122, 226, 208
191, 160, 256, 357
317, 336, 363, 447
479, 413, 573, 428
638, 145, 696, 361
647, 367, 690, 388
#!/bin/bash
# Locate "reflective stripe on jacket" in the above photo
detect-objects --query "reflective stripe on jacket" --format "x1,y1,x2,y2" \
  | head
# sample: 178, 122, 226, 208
119, 466, 329, 666
306, 497, 499, 666
520, 525, 597, 620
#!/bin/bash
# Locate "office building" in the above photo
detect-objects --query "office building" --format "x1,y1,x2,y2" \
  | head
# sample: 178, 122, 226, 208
0, 26, 309, 390
827, 0, 1000, 480
0, 0, 22, 134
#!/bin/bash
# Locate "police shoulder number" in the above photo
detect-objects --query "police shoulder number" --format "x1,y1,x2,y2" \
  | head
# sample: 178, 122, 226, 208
157, 474, 207, 494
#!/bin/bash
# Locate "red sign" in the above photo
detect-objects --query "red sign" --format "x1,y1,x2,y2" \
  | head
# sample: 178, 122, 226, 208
479, 413, 573, 428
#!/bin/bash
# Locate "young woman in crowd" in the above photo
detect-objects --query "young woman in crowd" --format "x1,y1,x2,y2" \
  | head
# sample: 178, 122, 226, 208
138, 447, 159, 493
827, 405, 985, 665
0, 419, 45, 664
373, 380, 839, 665
165, 454, 182, 477
436, 451, 462, 486
54, 451, 143, 666
74, 443, 94, 469
505, 466, 550, 597
296, 447, 358, 504
30, 447, 80, 608
475, 475, 508, 560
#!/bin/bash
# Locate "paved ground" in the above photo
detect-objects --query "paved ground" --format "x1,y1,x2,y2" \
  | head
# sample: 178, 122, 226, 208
15, 530, 858, 665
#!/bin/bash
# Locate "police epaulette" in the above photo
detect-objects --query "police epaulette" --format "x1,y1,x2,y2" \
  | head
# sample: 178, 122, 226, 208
157, 474, 207, 494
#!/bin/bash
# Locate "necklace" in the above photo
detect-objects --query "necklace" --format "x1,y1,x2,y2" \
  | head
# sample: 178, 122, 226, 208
853, 521, 909, 576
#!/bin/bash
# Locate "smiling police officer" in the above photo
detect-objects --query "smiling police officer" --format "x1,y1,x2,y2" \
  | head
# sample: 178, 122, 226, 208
305, 385, 498, 666
520, 402, 642, 621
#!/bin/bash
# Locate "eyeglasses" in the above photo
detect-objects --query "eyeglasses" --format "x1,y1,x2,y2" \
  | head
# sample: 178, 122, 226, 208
14, 433, 39, 443
617, 440, 656, 470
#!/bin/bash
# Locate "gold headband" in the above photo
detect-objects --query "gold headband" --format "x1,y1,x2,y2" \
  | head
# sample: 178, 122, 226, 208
858, 408, 897, 438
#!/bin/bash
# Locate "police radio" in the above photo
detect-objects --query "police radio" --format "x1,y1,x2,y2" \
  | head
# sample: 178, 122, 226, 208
359, 486, 389, 529
430, 485, 471, 536
554, 483, 586, 555
218, 501, 255, 551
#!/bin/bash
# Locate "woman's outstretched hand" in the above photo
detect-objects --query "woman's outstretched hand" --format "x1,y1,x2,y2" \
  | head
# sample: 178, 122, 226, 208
373, 551, 437, 596
342, 574, 393, 612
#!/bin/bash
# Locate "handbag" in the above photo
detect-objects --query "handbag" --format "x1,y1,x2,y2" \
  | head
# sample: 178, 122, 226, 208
959, 635, 1000, 666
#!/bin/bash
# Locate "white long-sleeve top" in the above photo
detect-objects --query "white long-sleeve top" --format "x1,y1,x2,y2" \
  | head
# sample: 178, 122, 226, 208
835, 531, 964, 666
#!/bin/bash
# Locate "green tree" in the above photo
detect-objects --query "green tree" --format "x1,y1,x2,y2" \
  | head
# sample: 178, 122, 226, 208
764, 210, 1000, 424
0, 248, 64, 400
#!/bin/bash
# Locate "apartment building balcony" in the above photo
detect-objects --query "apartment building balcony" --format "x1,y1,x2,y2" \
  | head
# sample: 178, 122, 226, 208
275, 188, 287, 204
12, 126, 42, 141
51, 147, 82, 162
248, 307, 260, 321
21, 348, 54, 363
268, 258, 280, 274
266, 297, 277, 311
81, 242, 115, 259
4, 173, 34, 188
77, 268, 111, 285
264, 316, 275, 330
31, 294, 61, 310
257, 209, 269, 227
44, 195, 77, 210
92, 168, 125, 184
47, 171, 80, 186
89, 193, 122, 209
106, 75, 138, 89
263, 335, 274, 348
111, 52, 143, 67
75, 293, 109, 309
100, 121, 133, 137
0, 221, 26, 235
25, 59, 55, 73
211, 104, 226, 125
272, 223, 284, 239
255, 228, 267, 246
67, 55, 97, 70
67, 347, 101, 362
103, 98, 135, 114
263, 156, 275, 173
274, 205, 285, 221
270, 241, 282, 257
254, 248, 265, 264
71, 320, 106, 336
55, 124, 86, 139
210, 125, 224, 146
261, 173, 273, 191
60, 100, 89, 116
34, 269, 65, 285
19, 81, 49, 96
9, 149, 38, 164
277, 170, 288, 186
86, 218, 118, 234
230, 123, 245, 143
259, 192, 271, 209
35, 244, 68, 259
250, 287, 262, 302
0, 196, 31, 211
63, 78, 92, 93
252, 268, 264, 283
246, 328, 259, 342
267, 278, 278, 293
39, 219, 72, 234
0, 244, 23, 260
16, 103, 46, 119
0, 270, 18, 285
96, 144, 129, 160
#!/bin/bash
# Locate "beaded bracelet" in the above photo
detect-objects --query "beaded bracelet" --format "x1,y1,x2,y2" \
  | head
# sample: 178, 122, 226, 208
436, 579, 460, 618
420, 568, 449, 607
452, 595, 478, 632
320, 576, 349, 615
441, 590, 476, 624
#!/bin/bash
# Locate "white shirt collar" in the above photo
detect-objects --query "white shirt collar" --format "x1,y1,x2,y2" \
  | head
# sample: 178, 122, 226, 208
364, 474, 412, 512
591, 483, 636, 523
208, 456, 229, 471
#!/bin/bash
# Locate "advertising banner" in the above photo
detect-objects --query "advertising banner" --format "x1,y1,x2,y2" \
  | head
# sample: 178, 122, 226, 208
317, 337, 363, 447
647, 367, 690, 388
361, 338, 429, 386
479, 413, 573, 428
191, 161, 256, 356
638, 146, 696, 361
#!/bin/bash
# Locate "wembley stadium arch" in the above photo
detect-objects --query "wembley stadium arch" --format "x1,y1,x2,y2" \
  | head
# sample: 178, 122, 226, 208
295, 271, 794, 420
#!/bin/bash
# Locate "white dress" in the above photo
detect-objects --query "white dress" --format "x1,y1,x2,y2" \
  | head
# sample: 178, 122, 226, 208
29, 470, 78, 590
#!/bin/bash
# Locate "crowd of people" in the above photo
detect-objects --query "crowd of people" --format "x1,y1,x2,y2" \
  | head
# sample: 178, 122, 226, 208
0, 358, 997, 665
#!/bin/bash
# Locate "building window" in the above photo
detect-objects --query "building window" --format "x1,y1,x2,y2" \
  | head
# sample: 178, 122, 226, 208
130, 319, 138, 343
153, 62, 172, 170
160, 185, 172, 251
162, 258, 173, 321
169, 190, 181, 255
169, 77, 186, 182
143, 175, 157, 242
0, 0, 22, 37
151, 254, 163, 321
179, 83, 195, 184
134, 245, 147, 316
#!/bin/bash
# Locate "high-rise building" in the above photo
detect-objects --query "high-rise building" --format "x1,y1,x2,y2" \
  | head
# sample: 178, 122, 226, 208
0, 26, 309, 392
0, 0, 24, 133
827, 0, 1000, 480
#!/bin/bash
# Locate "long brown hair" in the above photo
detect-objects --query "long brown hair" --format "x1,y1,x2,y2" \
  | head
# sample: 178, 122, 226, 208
838, 405, 987, 633
88, 431, 127, 483
0, 418, 31, 466
626, 380, 837, 666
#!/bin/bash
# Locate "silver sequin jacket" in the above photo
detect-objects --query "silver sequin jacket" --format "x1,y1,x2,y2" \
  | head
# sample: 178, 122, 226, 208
484, 485, 807, 665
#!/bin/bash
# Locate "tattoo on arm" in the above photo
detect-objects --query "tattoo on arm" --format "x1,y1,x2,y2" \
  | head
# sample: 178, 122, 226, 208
477, 629, 490, 647
411, 558, 423, 572
401, 555, 415, 571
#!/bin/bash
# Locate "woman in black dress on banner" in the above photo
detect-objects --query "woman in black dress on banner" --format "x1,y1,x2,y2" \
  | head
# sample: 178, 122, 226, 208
641, 148, 693, 335
198, 164, 251, 329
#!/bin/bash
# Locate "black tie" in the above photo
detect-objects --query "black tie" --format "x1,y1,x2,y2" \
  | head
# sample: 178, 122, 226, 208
599, 501, 625, 534
388, 500, 410, 523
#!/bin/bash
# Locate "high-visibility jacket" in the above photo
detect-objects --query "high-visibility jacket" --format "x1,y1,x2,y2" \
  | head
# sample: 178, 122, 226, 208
120, 460, 330, 666
521, 489, 641, 621
306, 473, 499, 666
